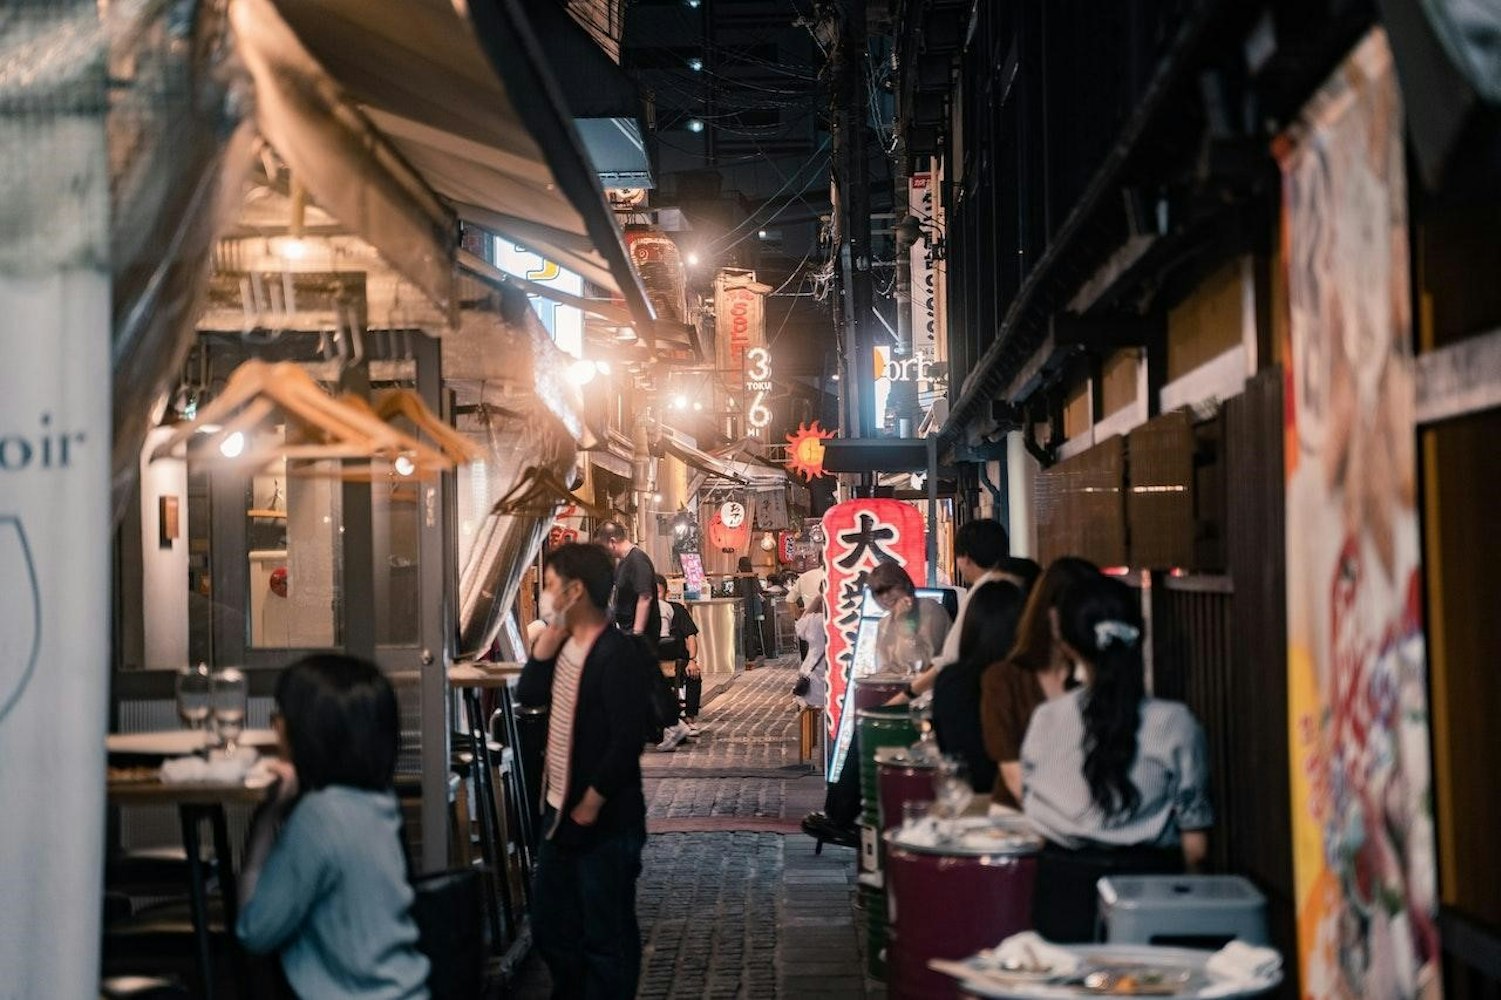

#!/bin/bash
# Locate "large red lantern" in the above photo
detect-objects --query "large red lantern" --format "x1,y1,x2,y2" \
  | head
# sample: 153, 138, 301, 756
822, 499, 927, 747
704, 500, 750, 552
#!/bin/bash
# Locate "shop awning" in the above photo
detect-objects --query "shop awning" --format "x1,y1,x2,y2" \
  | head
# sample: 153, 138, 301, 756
231, 0, 657, 336
658, 427, 788, 488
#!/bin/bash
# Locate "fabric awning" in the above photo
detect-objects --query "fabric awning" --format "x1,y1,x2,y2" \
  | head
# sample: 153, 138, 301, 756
231, 0, 657, 335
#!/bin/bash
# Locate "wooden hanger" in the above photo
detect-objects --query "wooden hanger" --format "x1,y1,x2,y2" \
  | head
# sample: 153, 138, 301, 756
152, 360, 458, 477
374, 389, 483, 466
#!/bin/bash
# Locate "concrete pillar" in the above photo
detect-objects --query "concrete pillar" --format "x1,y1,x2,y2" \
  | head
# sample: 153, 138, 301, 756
1006, 431, 1039, 558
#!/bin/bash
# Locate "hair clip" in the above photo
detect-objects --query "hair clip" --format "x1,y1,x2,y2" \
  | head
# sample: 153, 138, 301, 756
1094, 620, 1141, 650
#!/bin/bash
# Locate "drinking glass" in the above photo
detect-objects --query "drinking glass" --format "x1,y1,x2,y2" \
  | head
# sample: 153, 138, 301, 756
932, 757, 973, 843
175, 663, 212, 738
210, 668, 248, 756
909, 698, 940, 762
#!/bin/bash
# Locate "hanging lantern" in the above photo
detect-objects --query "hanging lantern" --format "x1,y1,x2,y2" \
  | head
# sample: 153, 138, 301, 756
704, 499, 750, 552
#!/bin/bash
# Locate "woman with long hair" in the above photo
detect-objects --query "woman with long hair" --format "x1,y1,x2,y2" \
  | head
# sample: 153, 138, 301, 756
237, 655, 430, 998
980, 557, 1099, 808
1019, 574, 1214, 941
930, 580, 1026, 794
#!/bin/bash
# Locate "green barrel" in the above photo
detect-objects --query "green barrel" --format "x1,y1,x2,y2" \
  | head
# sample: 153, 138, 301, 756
856, 706, 916, 826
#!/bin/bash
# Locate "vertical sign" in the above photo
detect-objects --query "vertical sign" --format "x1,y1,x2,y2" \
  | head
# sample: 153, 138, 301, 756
821, 500, 927, 749
0, 6, 112, 993
1278, 31, 1441, 999
714, 271, 766, 429
908, 171, 939, 364
495, 240, 584, 358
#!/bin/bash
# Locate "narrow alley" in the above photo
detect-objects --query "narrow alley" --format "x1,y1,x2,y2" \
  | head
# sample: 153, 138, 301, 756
514, 662, 877, 999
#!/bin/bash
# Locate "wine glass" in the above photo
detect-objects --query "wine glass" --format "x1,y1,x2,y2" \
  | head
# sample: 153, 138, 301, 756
175, 664, 212, 742
909, 698, 940, 762
210, 668, 248, 756
933, 756, 973, 843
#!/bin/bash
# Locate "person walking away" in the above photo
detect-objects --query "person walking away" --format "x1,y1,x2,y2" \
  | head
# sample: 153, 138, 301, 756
1020, 573, 1214, 942
787, 556, 826, 659
930, 581, 1026, 796
735, 556, 766, 670
597, 521, 661, 654
518, 543, 654, 998
793, 594, 829, 712
981, 557, 1100, 810
656, 574, 702, 745
236, 655, 430, 1000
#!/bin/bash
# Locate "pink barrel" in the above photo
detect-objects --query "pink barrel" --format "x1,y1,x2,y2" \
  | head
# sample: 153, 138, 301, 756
852, 674, 908, 713
875, 747, 936, 833
884, 826, 1041, 1000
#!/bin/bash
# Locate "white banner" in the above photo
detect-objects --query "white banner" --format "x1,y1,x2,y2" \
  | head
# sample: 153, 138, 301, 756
0, 25, 113, 995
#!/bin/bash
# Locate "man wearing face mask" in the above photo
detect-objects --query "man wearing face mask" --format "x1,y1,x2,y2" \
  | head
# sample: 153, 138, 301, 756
517, 543, 654, 999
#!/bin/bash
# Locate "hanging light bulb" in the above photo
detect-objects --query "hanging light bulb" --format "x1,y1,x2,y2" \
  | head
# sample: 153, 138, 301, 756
219, 431, 246, 459
760, 531, 776, 552
394, 455, 416, 477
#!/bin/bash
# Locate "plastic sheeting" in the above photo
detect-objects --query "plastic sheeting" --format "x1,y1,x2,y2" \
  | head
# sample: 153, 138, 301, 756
450, 284, 581, 660
108, 0, 256, 523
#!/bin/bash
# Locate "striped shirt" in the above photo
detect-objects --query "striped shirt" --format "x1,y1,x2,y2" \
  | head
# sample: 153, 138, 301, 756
1021, 688, 1214, 849
544, 638, 588, 810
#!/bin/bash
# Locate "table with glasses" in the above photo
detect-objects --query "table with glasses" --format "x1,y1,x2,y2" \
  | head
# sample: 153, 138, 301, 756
106, 728, 277, 1000
104, 665, 259, 999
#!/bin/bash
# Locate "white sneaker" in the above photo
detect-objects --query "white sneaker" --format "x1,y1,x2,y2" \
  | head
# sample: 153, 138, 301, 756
655, 722, 690, 752
685, 722, 702, 738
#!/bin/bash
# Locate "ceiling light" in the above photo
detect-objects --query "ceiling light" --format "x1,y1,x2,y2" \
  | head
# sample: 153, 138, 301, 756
686, 253, 701, 267
693, 401, 704, 412
595, 360, 612, 375
276, 237, 309, 261
687, 57, 704, 72
672, 394, 688, 410
686, 119, 705, 133
567, 359, 598, 386
757, 229, 769, 240
219, 431, 246, 459
394, 455, 415, 477
830, 373, 841, 382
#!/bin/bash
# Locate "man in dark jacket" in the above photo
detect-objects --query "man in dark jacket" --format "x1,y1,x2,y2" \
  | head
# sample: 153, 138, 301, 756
517, 543, 653, 999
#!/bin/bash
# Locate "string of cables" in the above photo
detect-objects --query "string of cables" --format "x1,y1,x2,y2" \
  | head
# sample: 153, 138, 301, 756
701, 134, 832, 257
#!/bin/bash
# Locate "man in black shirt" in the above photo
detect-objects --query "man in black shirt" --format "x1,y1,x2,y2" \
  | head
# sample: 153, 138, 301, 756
596, 521, 661, 654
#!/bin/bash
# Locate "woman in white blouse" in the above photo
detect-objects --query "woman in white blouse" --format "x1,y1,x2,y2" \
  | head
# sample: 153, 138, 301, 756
1020, 574, 1214, 941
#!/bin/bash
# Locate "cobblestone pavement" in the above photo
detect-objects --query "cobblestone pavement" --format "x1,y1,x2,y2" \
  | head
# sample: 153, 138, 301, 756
510, 662, 876, 999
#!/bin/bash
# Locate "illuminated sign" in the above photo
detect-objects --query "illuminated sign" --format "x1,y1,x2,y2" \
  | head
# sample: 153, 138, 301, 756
784, 421, 834, 481
746, 347, 773, 433
494, 240, 583, 358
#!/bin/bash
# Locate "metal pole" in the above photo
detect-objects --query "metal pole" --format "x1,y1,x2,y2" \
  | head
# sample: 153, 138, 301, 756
926, 435, 938, 586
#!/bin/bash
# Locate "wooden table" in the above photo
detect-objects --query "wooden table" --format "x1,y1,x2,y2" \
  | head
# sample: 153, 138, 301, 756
106, 738, 276, 1000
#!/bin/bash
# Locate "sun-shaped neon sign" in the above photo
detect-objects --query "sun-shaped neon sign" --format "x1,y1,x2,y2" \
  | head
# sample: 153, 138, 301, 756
785, 421, 835, 481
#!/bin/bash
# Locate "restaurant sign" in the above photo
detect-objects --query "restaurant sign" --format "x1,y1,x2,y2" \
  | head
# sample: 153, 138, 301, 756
0, 69, 113, 995
821, 500, 927, 747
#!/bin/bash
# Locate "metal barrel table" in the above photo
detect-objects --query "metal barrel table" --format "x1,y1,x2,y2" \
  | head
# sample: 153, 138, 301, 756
885, 817, 1043, 1000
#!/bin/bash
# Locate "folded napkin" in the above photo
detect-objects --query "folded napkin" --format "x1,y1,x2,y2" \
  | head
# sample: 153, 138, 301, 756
160, 749, 258, 785
981, 931, 1082, 976
1205, 941, 1281, 983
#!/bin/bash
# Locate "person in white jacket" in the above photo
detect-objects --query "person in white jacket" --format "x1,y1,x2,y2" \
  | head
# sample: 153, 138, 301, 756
793, 595, 828, 711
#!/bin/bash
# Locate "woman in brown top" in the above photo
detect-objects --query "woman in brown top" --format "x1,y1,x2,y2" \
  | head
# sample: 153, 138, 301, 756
980, 557, 1101, 808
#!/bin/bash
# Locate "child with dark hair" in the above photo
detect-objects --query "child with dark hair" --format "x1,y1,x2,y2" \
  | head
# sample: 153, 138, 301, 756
1020, 574, 1214, 941
237, 654, 429, 999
